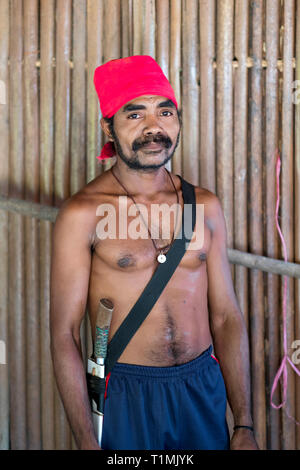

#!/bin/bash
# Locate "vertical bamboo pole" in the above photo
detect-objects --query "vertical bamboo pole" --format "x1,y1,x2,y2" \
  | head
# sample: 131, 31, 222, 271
216, 0, 233, 242
182, 0, 199, 185
24, 0, 41, 450
0, 0, 9, 451
281, 0, 296, 450
72, 0, 87, 320
70, 0, 87, 450
216, 0, 234, 439
295, 0, 300, 450
156, 0, 168, 74
86, 2, 104, 391
265, 0, 280, 450
169, 0, 182, 176
103, 1, 121, 128
87, 0, 103, 182
40, 0, 55, 450
133, 0, 155, 58
132, 0, 143, 55
54, 0, 72, 450
249, 0, 266, 449
103, 0, 121, 176
54, 0, 71, 207
121, 0, 132, 57
71, 0, 87, 195
233, 0, 249, 332
8, 0, 26, 449
199, 0, 216, 193
156, 0, 169, 170
143, 0, 155, 57
103, 0, 121, 61
230, 0, 249, 440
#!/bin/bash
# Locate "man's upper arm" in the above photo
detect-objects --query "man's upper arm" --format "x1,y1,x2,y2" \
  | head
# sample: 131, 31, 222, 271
50, 198, 93, 344
206, 195, 242, 329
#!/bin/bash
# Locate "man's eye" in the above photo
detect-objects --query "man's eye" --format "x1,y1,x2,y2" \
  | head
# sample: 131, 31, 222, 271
161, 110, 173, 116
128, 113, 140, 119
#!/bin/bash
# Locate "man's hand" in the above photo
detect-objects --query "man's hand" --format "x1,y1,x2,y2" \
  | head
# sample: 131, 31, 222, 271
230, 428, 259, 450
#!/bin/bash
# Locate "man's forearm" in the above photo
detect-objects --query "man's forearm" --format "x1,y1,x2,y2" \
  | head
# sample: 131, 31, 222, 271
51, 334, 100, 449
211, 314, 253, 425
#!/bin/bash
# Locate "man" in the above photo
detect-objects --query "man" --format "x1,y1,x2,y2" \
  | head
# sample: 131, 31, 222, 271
50, 55, 258, 450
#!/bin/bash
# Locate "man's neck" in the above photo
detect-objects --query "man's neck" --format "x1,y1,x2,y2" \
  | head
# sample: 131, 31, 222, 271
111, 160, 171, 201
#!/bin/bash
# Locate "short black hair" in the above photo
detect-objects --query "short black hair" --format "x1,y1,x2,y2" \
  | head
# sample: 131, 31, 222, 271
104, 115, 114, 134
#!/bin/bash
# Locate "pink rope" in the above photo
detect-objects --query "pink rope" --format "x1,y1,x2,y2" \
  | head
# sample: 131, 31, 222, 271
270, 150, 300, 425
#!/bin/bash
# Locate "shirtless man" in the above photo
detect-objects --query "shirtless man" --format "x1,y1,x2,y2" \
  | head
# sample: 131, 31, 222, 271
50, 55, 259, 450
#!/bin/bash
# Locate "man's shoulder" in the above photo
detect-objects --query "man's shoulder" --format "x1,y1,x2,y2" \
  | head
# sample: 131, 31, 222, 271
192, 185, 224, 232
193, 185, 221, 209
53, 174, 112, 240
57, 171, 112, 218
171, 174, 222, 223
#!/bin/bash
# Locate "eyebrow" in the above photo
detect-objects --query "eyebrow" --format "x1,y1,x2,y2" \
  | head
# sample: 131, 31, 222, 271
122, 99, 176, 113
158, 99, 176, 109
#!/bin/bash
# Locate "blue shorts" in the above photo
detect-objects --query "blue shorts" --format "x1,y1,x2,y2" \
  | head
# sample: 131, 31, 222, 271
101, 345, 230, 450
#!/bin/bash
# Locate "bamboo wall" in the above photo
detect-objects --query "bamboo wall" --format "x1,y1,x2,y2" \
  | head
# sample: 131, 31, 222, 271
0, 0, 299, 450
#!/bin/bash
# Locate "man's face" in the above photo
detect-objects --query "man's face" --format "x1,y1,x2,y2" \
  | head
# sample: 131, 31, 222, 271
105, 95, 181, 171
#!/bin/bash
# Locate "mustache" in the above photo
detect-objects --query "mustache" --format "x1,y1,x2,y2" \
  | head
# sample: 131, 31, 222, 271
132, 134, 172, 152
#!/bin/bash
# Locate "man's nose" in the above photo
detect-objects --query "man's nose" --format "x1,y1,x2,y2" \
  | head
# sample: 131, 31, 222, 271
143, 114, 162, 135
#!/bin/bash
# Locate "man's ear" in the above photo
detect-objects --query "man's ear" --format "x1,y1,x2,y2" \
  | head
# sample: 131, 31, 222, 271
100, 117, 114, 141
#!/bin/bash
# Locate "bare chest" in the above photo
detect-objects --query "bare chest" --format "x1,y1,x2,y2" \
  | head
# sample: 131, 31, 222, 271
91, 202, 211, 271
88, 195, 212, 365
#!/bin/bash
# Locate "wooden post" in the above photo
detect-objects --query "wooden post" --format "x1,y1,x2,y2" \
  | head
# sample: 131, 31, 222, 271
132, 0, 143, 55
103, 0, 121, 176
233, 0, 249, 332
281, 0, 296, 450
0, 0, 9, 451
230, 0, 249, 440
156, 0, 168, 75
87, 0, 103, 182
24, 0, 41, 450
70, 0, 88, 450
8, 0, 26, 450
156, 0, 169, 170
295, 0, 300, 450
40, 0, 55, 450
249, 0, 266, 449
216, 0, 234, 439
199, 0, 216, 193
54, 0, 72, 450
121, 0, 133, 57
265, 0, 281, 450
182, 0, 199, 185
71, 0, 87, 195
169, 0, 182, 176
216, 0, 234, 244
143, 0, 155, 57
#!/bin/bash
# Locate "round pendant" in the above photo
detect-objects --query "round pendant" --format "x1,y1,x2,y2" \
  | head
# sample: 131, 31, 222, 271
157, 253, 167, 263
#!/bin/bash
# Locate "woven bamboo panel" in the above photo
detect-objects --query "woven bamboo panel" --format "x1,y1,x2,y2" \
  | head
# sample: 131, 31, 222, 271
0, 0, 299, 450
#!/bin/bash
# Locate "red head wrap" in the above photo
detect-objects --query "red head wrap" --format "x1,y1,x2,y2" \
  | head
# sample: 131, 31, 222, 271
94, 55, 178, 160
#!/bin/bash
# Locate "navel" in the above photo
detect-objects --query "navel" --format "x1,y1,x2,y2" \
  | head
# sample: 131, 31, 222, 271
164, 313, 176, 342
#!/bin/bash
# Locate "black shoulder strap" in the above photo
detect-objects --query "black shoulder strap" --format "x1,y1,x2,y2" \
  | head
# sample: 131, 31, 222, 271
105, 176, 196, 374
